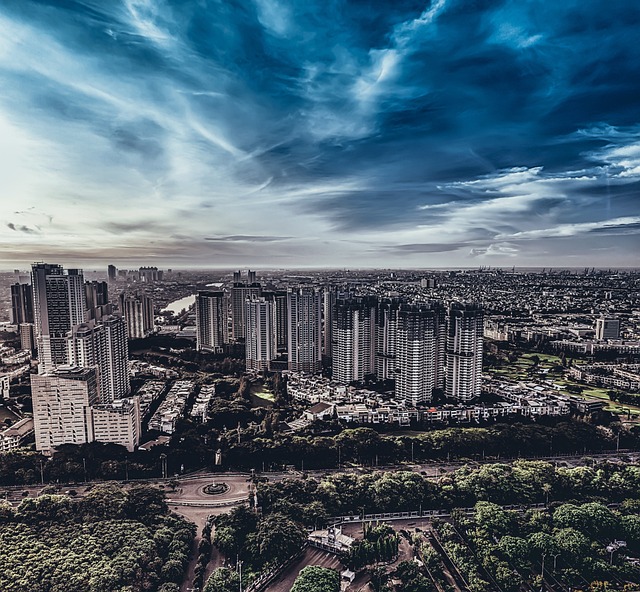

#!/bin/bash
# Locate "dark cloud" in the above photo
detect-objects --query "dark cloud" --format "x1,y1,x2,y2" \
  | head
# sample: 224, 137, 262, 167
1, 0, 639, 266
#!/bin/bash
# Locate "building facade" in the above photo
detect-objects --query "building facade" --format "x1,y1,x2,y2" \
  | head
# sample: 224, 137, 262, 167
196, 291, 226, 353
32, 263, 86, 373
445, 303, 484, 402
119, 293, 154, 339
245, 297, 276, 371
287, 287, 322, 374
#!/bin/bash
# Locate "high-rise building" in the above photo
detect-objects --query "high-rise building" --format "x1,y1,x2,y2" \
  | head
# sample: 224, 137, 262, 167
107, 264, 117, 282
287, 287, 322, 374
32, 263, 86, 373
32, 366, 99, 453
119, 293, 154, 339
231, 274, 261, 341
331, 297, 376, 383
67, 321, 108, 402
262, 291, 288, 353
85, 280, 111, 321
101, 315, 130, 401
375, 299, 400, 381
19, 323, 36, 353
245, 297, 276, 371
139, 266, 162, 282
10, 282, 34, 326
445, 303, 483, 402
395, 303, 446, 406
196, 291, 226, 353
595, 317, 620, 340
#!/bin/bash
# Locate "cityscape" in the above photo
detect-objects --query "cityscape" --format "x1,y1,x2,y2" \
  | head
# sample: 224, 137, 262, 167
0, 264, 639, 592
2, 0, 640, 591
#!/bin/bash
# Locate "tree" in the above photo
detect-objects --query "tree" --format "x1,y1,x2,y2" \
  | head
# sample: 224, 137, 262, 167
291, 566, 340, 592
203, 568, 240, 592
247, 513, 307, 565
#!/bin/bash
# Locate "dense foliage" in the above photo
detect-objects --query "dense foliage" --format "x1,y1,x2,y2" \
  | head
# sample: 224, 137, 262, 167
290, 566, 340, 592
257, 460, 640, 525
0, 485, 195, 592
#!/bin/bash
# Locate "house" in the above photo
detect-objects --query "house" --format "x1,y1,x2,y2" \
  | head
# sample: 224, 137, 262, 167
303, 402, 335, 421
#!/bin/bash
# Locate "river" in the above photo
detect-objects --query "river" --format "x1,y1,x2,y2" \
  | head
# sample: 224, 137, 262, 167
162, 294, 196, 314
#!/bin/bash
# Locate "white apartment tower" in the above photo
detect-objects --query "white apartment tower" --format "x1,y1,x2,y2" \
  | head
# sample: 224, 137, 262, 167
287, 287, 322, 374
331, 297, 376, 383
245, 297, 276, 371
32, 263, 86, 373
394, 303, 446, 406
196, 291, 226, 353
445, 303, 483, 402
66, 315, 130, 403
119, 293, 154, 339
375, 299, 400, 381
231, 273, 261, 341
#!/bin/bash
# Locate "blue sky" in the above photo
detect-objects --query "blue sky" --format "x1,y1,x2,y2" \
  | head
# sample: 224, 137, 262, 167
0, 0, 639, 268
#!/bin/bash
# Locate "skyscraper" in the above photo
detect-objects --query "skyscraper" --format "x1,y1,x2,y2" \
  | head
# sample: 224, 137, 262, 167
196, 291, 226, 353
32, 263, 86, 373
85, 280, 111, 321
394, 303, 446, 406
331, 297, 376, 383
245, 297, 276, 371
65, 315, 129, 404
287, 287, 322, 374
10, 282, 34, 326
445, 303, 483, 402
107, 264, 117, 282
375, 299, 400, 381
231, 273, 261, 341
119, 293, 154, 339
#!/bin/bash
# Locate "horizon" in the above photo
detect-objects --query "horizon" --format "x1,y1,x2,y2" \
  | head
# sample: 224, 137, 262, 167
1, 0, 639, 267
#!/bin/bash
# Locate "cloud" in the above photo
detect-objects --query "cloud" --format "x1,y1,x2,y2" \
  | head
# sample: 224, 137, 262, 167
1, 0, 639, 268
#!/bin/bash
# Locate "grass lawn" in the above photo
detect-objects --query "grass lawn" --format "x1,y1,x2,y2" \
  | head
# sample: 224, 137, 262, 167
249, 382, 275, 407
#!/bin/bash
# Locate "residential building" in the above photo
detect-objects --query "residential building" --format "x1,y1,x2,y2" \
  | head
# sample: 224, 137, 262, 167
395, 303, 445, 406
196, 291, 226, 353
20, 322, 36, 353
10, 282, 34, 326
445, 303, 483, 402
119, 293, 154, 339
230, 271, 261, 341
0, 373, 9, 400
287, 287, 322, 374
32, 263, 86, 374
245, 297, 276, 371
331, 297, 376, 383
0, 418, 34, 453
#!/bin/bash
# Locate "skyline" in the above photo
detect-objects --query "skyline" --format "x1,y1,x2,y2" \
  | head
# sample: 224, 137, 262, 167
1, 0, 639, 267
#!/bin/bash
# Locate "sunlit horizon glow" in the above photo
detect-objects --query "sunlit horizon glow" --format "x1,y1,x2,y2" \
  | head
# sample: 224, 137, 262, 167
1, 0, 639, 268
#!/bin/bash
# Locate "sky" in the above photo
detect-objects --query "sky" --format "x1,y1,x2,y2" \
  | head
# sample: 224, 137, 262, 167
0, 0, 639, 269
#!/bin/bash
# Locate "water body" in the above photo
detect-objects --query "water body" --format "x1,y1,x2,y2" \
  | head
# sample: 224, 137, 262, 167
206, 282, 223, 287
162, 294, 196, 314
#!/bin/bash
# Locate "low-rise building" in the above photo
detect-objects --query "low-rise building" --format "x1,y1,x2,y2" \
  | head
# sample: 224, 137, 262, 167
0, 417, 34, 452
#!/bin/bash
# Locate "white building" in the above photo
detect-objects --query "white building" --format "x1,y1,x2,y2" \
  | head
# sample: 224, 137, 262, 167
445, 303, 483, 402
395, 303, 445, 406
91, 397, 141, 452
332, 297, 376, 383
119, 293, 154, 339
0, 418, 34, 452
245, 298, 276, 371
32, 366, 98, 454
32, 263, 86, 373
287, 287, 322, 374
196, 291, 226, 353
